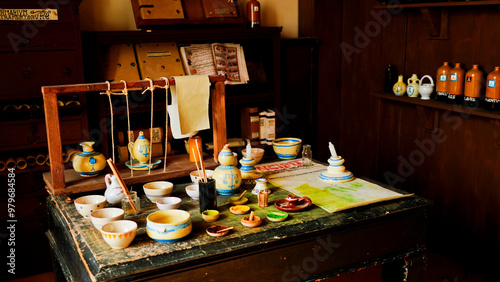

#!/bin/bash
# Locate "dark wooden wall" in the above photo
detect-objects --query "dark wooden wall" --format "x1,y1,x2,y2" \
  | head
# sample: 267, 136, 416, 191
299, 0, 500, 276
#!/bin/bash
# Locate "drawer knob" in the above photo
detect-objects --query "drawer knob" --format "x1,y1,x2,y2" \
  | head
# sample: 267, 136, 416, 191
22, 66, 35, 79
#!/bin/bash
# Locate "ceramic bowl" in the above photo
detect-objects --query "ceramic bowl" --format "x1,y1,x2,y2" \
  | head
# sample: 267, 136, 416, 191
228, 196, 248, 205
156, 197, 182, 210
272, 138, 302, 160
185, 184, 199, 200
74, 195, 107, 218
206, 225, 232, 237
201, 210, 220, 222
241, 148, 265, 164
90, 208, 125, 230
147, 210, 192, 243
143, 181, 173, 202
190, 169, 214, 183
241, 214, 262, 227
267, 211, 288, 222
230, 205, 251, 215
100, 220, 137, 249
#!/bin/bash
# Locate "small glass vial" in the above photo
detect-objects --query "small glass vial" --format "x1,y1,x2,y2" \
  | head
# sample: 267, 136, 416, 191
302, 144, 312, 166
121, 191, 140, 215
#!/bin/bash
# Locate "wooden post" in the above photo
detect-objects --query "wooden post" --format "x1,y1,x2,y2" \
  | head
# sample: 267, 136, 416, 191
43, 90, 66, 190
211, 80, 227, 163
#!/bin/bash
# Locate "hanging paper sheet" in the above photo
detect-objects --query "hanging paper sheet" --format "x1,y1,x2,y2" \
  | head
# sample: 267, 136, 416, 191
256, 160, 412, 213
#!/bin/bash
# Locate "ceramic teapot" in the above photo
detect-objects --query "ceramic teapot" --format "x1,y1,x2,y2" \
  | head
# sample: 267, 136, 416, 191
104, 174, 124, 205
407, 74, 420, 98
73, 141, 106, 177
419, 75, 434, 100
128, 131, 150, 165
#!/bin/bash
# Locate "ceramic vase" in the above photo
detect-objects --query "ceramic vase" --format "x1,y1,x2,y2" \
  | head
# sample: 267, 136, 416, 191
104, 174, 125, 205
419, 75, 434, 100
464, 64, 484, 108
447, 63, 465, 104
436, 62, 452, 102
213, 145, 242, 195
485, 66, 500, 111
392, 75, 406, 96
407, 74, 420, 98
73, 141, 106, 177
252, 178, 270, 195
128, 131, 150, 165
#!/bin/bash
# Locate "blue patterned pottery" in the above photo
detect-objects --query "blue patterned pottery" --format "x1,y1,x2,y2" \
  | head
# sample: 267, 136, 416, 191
272, 138, 302, 160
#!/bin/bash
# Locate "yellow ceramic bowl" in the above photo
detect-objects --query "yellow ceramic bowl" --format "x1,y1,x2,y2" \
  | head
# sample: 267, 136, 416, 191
272, 138, 302, 160
100, 220, 137, 249
74, 195, 107, 219
201, 210, 220, 222
242, 148, 265, 164
90, 208, 125, 230
143, 181, 173, 202
147, 210, 192, 243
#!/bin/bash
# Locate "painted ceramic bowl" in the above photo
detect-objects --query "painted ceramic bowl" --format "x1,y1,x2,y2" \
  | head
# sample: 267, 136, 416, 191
185, 184, 199, 200
74, 195, 107, 218
90, 208, 125, 230
272, 138, 302, 160
100, 220, 137, 249
228, 196, 248, 205
230, 205, 251, 215
267, 211, 288, 222
147, 210, 192, 243
190, 169, 214, 183
241, 148, 265, 164
206, 225, 232, 237
156, 197, 182, 210
143, 181, 173, 202
201, 210, 220, 222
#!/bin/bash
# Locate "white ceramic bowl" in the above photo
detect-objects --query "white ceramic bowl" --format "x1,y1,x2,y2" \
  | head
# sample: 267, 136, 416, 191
100, 220, 137, 249
90, 208, 125, 230
242, 148, 265, 164
189, 169, 214, 183
156, 197, 182, 210
185, 184, 199, 200
74, 195, 107, 218
143, 181, 173, 202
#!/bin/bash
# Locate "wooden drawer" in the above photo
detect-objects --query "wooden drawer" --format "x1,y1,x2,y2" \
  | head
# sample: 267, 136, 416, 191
0, 50, 82, 98
0, 118, 84, 150
0, 23, 75, 50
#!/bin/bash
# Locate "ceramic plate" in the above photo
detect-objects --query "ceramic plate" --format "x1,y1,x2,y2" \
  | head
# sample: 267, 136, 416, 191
125, 158, 162, 170
274, 199, 311, 212
229, 205, 250, 215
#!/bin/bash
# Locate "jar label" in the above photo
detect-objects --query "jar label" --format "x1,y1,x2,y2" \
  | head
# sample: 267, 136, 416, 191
466, 76, 472, 82
485, 98, 500, 103
488, 80, 496, 88
440, 74, 447, 81
450, 74, 457, 81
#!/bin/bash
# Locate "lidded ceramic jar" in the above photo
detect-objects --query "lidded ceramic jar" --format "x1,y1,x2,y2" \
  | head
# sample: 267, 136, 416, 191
485, 66, 500, 111
392, 75, 406, 96
447, 63, 465, 104
464, 64, 484, 108
436, 62, 452, 102
73, 141, 106, 177
212, 145, 242, 195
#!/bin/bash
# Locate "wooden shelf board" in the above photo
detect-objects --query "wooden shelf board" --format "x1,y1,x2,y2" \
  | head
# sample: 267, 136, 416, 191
375, 0, 500, 8
371, 92, 500, 119
43, 153, 217, 195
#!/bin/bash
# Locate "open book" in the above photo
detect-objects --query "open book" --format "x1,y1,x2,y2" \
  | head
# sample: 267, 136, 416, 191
179, 43, 249, 85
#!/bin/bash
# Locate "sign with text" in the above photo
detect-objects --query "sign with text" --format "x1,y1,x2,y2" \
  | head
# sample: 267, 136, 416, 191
0, 8, 58, 21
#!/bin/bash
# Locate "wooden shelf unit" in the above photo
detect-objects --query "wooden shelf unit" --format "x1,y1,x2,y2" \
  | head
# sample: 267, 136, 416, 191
375, 0, 500, 8
371, 92, 500, 120
42, 76, 227, 196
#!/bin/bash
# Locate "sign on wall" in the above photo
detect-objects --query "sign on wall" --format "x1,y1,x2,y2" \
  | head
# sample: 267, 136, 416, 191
0, 9, 58, 21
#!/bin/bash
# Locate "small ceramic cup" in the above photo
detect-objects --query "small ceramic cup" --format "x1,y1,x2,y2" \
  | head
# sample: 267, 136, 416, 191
74, 195, 107, 219
90, 208, 125, 230
100, 220, 137, 249
143, 181, 173, 202
190, 169, 214, 183
185, 184, 199, 200
156, 197, 182, 210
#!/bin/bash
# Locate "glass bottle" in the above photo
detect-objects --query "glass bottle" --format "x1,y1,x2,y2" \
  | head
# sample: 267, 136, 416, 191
121, 191, 140, 215
447, 63, 464, 105
485, 66, 500, 111
247, 0, 260, 28
302, 144, 312, 166
436, 62, 451, 102
384, 64, 398, 93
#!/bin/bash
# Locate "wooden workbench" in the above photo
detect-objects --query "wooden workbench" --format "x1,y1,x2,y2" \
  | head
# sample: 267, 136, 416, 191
46, 180, 431, 281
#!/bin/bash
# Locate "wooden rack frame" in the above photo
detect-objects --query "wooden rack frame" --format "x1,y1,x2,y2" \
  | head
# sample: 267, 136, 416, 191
42, 76, 226, 195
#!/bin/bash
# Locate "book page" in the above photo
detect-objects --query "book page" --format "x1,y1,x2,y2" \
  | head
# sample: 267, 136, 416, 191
179, 44, 217, 76
211, 43, 248, 85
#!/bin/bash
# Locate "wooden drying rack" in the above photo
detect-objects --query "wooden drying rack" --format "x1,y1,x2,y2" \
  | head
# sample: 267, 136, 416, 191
42, 76, 226, 196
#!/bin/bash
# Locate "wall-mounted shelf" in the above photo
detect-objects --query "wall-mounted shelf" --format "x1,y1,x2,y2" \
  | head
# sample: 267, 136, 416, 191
375, 1, 500, 8
371, 92, 500, 120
